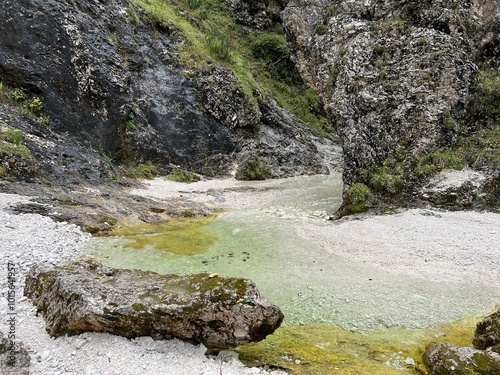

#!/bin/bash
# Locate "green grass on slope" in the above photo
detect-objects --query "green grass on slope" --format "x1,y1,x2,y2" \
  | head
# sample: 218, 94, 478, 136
129, 0, 331, 136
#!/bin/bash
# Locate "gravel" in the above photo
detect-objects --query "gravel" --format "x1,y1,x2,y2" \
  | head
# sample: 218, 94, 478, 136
0, 192, 285, 375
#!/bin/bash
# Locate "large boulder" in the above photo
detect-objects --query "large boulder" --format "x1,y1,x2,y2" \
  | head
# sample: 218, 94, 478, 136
474, 308, 500, 350
282, 0, 500, 200
423, 343, 500, 375
24, 261, 284, 349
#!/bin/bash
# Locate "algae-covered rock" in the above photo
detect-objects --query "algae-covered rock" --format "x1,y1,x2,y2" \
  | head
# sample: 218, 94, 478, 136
24, 261, 284, 349
423, 343, 500, 375
474, 308, 500, 350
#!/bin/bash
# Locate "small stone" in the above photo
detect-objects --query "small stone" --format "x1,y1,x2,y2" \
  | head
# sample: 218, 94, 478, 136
404, 357, 416, 366
295, 359, 301, 365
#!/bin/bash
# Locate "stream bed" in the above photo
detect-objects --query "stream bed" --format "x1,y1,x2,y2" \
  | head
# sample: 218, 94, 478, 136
82, 174, 500, 374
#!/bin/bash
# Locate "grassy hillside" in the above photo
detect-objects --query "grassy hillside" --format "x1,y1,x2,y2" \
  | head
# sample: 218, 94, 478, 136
129, 0, 332, 136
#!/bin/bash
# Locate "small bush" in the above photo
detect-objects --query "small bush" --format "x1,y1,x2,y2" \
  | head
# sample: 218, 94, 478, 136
317, 24, 328, 35
28, 97, 44, 117
345, 183, 373, 205
415, 149, 464, 178
339, 183, 373, 216
11, 88, 27, 102
251, 34, 291, 64
124, 161, 159, 180
167, 169, 196, 183
236, 157, 272, 181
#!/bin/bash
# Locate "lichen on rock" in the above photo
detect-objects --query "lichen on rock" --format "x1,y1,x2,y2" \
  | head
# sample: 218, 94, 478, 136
24, 260, 284, 349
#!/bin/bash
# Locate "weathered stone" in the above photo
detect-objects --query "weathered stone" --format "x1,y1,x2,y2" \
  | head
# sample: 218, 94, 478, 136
423, 343, 500, 375
474, 308, 500, 350
282, 0, 500, 205
0, 331, 30, 375
419, 168, 489, 209
24, 261, 284, 349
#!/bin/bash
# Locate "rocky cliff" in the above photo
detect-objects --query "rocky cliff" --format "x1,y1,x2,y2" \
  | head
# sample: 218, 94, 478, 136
282, 0, 500, 212
0, 0, 341, 186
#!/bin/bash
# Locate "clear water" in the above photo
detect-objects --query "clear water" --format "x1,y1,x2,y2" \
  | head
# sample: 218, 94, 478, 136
83, 174, 500, 332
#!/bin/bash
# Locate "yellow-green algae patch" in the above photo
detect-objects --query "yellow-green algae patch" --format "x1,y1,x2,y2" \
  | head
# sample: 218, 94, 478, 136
109, 216, 217, 255
236, 312, 490, 375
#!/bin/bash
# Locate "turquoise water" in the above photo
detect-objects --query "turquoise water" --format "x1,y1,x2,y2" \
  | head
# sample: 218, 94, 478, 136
82, 173, 500, 331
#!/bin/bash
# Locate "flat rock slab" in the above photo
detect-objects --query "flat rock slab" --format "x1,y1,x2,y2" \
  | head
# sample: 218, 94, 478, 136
24, 261, 283, 349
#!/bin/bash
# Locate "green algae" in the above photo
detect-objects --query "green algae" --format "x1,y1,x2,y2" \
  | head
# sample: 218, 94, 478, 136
236, 313, 489, 375
109, 216, 217, 256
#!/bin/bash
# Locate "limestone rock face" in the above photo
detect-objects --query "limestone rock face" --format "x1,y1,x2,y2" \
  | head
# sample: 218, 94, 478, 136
474, 308, 500, 350
423, 343, 500, 375
24, 261, 284, 349
282, 0, 499, 186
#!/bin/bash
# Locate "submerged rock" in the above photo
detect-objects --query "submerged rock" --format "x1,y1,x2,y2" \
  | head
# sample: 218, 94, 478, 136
423, 343, 500, 375
474, 308, 500, 350
24, 261, 284, 349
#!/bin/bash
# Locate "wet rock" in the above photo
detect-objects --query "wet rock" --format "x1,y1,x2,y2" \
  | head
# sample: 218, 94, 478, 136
0, 0, 236, 172
423, 343, 500, 375
0, 331, 30, 375
473, 308, 500, 350
24, 260, 284, 349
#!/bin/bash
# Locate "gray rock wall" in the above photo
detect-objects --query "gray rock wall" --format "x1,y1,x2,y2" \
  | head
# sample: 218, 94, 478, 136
282, 0, 499, 186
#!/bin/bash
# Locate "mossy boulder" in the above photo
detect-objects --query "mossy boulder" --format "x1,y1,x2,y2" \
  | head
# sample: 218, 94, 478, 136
24, 260, 284, 349
423, 343, 500, 375
474, 308, 500, 350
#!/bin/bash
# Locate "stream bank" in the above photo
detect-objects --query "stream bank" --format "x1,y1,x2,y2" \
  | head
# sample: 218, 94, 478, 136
83, 173, 500, 373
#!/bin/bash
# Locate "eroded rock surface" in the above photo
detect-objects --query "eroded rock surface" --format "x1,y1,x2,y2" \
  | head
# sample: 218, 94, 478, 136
282, 0, 500, 208
474, 308, 500, 350
423, 343, 500, 375
24, 261, 284, 349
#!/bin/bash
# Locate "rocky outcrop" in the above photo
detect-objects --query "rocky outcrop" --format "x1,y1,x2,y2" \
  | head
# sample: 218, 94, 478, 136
0, 0, 340, 182
24, 261, 284, 349
419, 168, 489, 209
474, 308, 500, 350
424, 308, 500, 374
424, 343, 500, 375
0, 0, 236, 173
223, 0, 284, 29
282, 0, 500, 206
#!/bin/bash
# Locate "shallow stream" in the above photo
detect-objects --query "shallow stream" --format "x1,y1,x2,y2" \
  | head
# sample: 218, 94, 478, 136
82, 174, 500, 374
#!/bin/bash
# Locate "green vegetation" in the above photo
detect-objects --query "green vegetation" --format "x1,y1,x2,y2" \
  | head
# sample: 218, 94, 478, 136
237, 312, 488, 375
0, 82, 48, 122
128, 0, 331, 135
167, 169, 196, 183
0, 126, 32, 158
373, 16, 409, 35
123, 161, 160, 179
236, 157, 272, 180
339, 182, 372, 216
